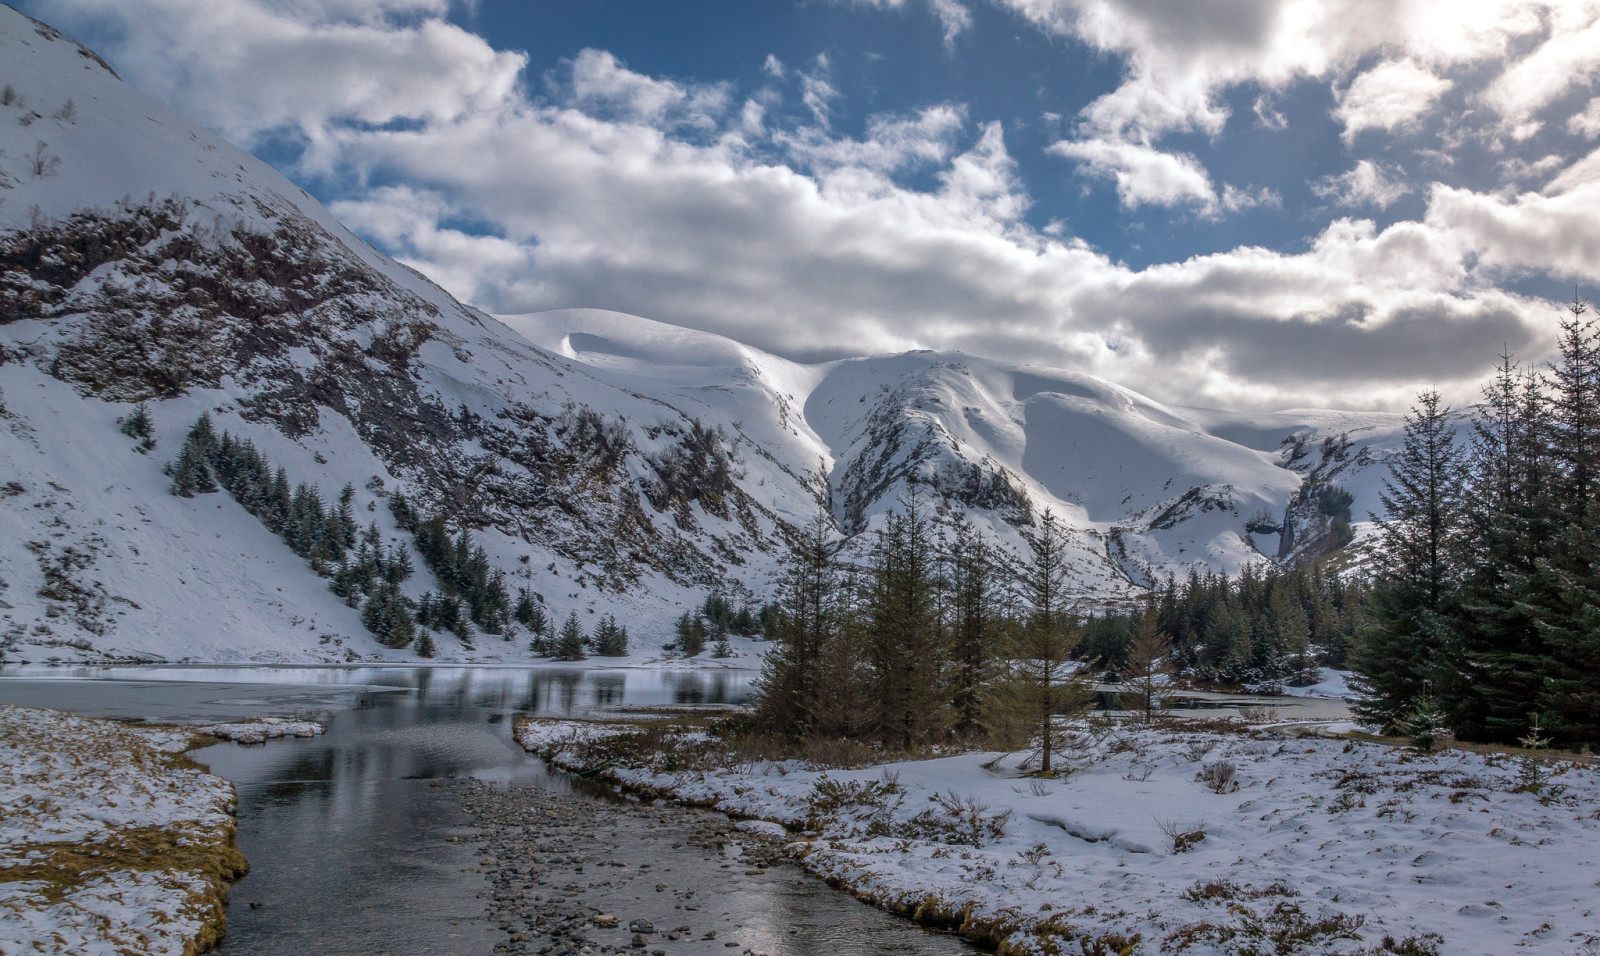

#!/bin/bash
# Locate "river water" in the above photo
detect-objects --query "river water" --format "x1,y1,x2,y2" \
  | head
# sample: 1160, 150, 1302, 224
0, 664, 977, 955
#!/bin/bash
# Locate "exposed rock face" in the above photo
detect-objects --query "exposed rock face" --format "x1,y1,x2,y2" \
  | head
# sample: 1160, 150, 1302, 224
0, 7, 1407, 662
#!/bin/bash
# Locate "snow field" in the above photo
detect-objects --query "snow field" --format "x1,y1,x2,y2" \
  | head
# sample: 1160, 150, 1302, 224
0, 705, 257, 955
518, 716, 1600, 954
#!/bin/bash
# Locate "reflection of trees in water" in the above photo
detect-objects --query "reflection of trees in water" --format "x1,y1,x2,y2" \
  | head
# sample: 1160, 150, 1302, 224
591, 674, 625, 707
666, 672, 733, 705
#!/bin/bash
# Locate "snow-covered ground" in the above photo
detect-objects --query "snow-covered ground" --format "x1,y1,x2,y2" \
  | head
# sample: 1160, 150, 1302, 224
0, 706, 319, 955
519, 716, 1600, 955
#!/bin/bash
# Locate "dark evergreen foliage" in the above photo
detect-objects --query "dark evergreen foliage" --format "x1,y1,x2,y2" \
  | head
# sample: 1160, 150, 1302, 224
165, 415, 420, 649
1356, 298, 1600, 748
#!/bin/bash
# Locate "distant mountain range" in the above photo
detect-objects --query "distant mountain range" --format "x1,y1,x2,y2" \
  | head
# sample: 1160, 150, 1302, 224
0, 6, 1404, 664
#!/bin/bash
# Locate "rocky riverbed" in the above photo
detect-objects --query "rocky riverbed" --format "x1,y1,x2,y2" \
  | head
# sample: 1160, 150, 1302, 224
455, 779, 975, 956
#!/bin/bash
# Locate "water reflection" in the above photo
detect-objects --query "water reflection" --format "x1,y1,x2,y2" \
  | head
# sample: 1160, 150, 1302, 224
0, 663, 757, 719
0, 665, 977, 956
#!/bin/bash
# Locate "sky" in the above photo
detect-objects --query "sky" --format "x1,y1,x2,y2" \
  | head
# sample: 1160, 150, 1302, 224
18, 0, 1600, 411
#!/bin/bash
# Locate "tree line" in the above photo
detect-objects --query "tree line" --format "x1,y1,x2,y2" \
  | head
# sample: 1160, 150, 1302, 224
166, 415, 629, 659
1354, 298, 1600, 749
751, 490, 1103, 771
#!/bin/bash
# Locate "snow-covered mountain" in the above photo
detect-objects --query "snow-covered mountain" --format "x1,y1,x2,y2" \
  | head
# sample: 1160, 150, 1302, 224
0, 7, 1405, 664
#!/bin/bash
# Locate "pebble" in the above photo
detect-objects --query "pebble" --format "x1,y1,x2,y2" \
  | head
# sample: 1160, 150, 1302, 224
453, 779, 794, 956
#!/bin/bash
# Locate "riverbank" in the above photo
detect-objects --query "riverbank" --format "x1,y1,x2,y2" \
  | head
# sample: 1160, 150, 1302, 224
517, 714, 1600, 955
455, 777, 975, 956
0, 706, 320, 955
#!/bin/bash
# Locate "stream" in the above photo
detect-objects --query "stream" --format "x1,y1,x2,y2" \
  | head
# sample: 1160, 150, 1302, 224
0, 664, 978, 955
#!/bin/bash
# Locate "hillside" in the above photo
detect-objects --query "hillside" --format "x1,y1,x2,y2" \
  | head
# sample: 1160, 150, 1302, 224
0, 6, 1404, 664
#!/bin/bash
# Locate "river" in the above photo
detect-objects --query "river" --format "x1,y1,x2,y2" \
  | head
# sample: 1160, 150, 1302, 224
0, 664, 979, 955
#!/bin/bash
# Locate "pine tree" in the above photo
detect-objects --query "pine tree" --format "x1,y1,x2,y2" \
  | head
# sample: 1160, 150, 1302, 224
1452, 352, 1549, 741
1351, 389, 1466, 732
1533, 300, 1600, 745
1119, 608, 1172, 722
415, 628, 436, 658
555, 611, 587, 661
945, 515, 996, 733
118, 402, 156, 452
983, 510, 1094, 773
672, 611, 706, 657
594, 614, 628, 656
862, 487, 951, 747
751, 509, 842, 737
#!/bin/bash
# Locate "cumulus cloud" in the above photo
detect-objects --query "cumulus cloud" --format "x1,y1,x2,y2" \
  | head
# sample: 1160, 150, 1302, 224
1570, 97, 1600, 138
1333, 60, 1452, 142
27, 0, 1599, 411
1313, 161, 1413, 208
1048, 137, 1216, 209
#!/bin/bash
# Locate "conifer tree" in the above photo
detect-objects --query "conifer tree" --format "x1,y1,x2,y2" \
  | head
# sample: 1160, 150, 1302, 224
945, 515, 996, 733
118, 402, 156, 452
752, 509, 842, 737
1352, 389, 1466, 732
983, 510, 1094, 773
594, 614, 628, 656
555, 611, 587, 661
1533, 300, 1600, 744
672, 611, 707, 657
1119, 608, 1172, 722
863, 487, 951, 746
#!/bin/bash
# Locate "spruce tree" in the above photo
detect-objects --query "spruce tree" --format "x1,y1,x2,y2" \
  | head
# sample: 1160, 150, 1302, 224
555, 611, 587, 661
1119, 608, 1172, 722
594, 614, 628, 656
751, 509, 841, 737
1533, 300, 1600, 745
862, 487, 950, 747
945, 515, 996, 733
1351, 389, 1466, 732
983, 510, 1093, 773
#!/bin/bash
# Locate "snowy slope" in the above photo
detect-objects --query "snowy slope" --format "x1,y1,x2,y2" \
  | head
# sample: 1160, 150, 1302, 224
0, 7, 1405, 664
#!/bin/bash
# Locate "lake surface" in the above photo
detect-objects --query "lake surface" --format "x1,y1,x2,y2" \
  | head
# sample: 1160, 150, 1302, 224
0, 664, 977, 955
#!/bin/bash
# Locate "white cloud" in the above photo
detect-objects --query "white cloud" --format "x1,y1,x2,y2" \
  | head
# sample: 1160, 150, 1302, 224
1333, 59, 1452, 142
928, 0, 975, 47
798, 55, 840, 128
1312, 160, 1413, 208
1480, 6, 1600, 135
835, 0, 974, 46
1047, 137, 1217, 209
27, 0, 1597, 411
763, 54, 785, 79
569, 49, 729, 129
991, 0, 1593, 146
1570, 97, 1600, 138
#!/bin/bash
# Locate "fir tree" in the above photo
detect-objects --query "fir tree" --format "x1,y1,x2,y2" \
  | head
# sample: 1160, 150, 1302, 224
1533, 300, 1600, 744
983, 510, 1094, 773
1351, 389, 1466, 732
117, 402, 156, 452
862, 486, 950, 746
751, 508, 842, 737
945, 515, 996, 732
593, 614, 628, 656
555, 611, 587, 661
1119, 608, 1172, 722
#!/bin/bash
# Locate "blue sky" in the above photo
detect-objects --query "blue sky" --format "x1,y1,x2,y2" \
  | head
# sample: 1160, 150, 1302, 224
20, 0, 1600, 409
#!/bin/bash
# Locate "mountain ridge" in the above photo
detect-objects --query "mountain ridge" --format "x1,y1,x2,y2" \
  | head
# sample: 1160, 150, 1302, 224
0, 6, 1405, 664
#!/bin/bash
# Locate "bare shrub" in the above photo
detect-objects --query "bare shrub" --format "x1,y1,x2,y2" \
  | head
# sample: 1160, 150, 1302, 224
28, 140, 59, 178
901, 791, 1013, 846
1238, 705, 1280, 723
1198, 759, 1240, 793
1156, 817, 1207, 853
1181, 737, 1218, 762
